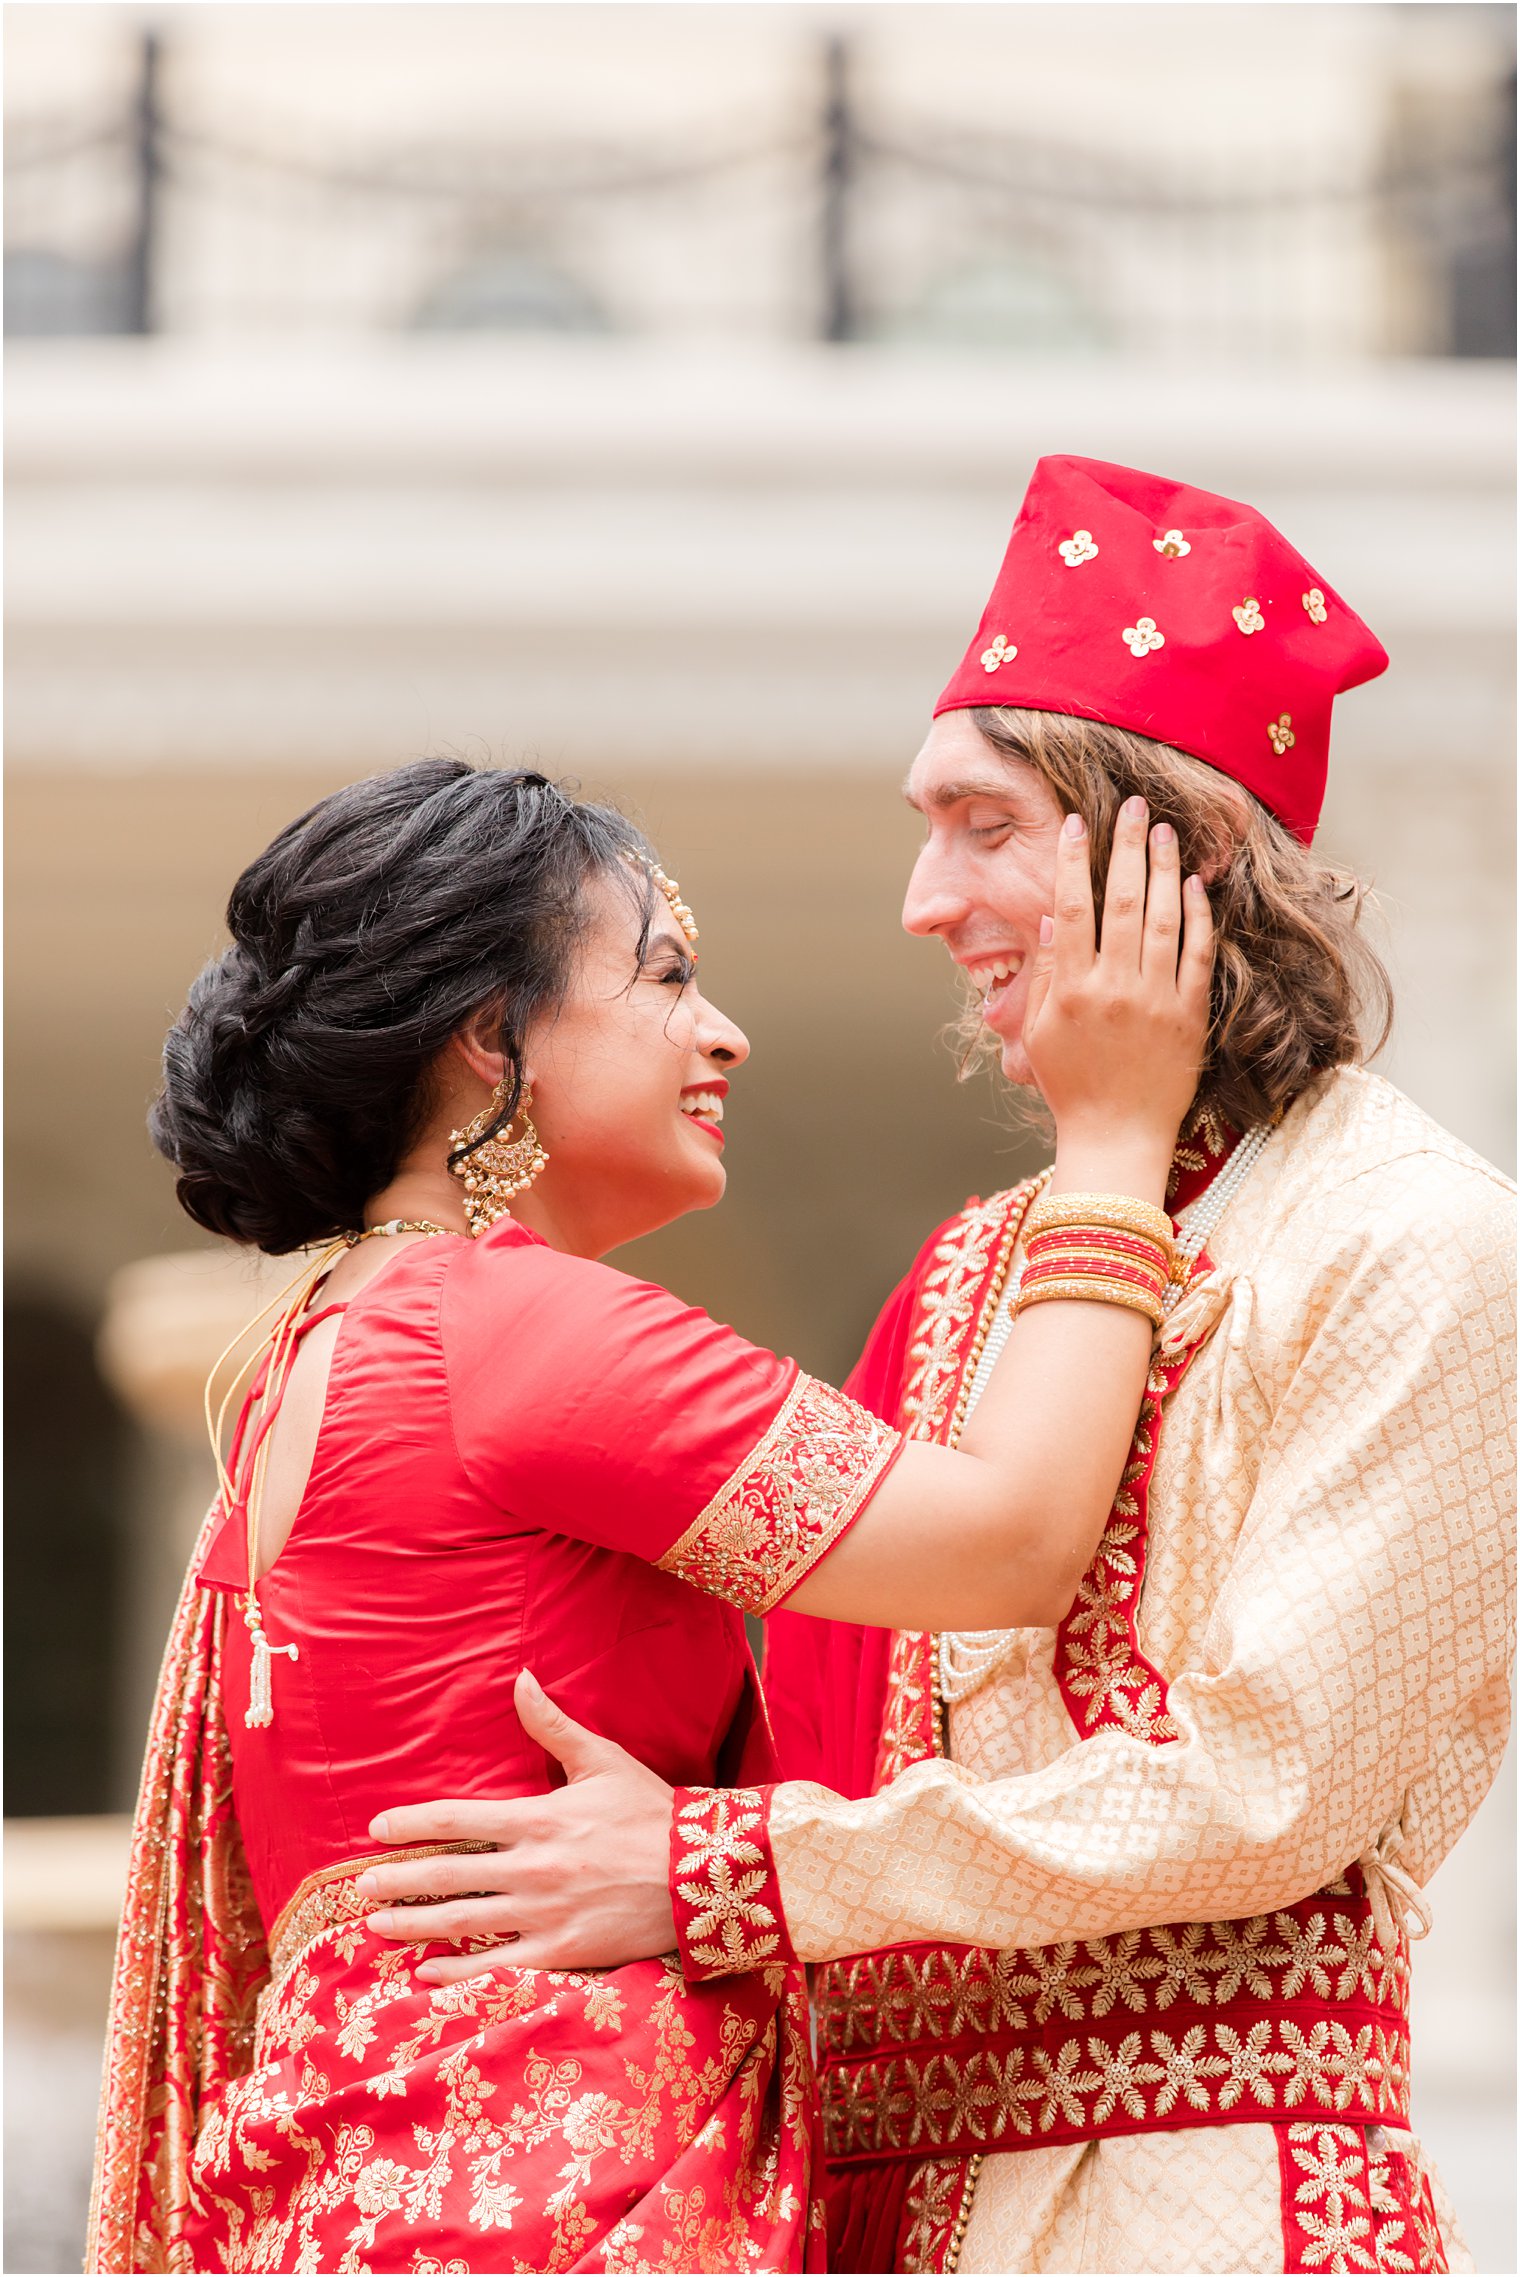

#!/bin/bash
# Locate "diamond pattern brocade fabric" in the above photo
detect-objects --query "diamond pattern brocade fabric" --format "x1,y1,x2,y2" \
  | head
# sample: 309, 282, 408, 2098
953, 2121, 1463, 2276
657, 1373, 901, 1617
769, 1068, 1511, 2274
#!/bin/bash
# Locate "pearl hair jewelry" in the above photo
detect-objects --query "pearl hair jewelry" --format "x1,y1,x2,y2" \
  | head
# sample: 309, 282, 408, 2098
626, 852, 699, 949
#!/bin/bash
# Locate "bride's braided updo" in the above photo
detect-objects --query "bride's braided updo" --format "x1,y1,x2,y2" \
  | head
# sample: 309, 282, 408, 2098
151, 759, 656, 1253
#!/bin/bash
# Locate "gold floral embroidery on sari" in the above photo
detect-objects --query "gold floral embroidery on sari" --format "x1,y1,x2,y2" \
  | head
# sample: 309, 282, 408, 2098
657, 1372, 901, 1616
193, 1918, 824, 2274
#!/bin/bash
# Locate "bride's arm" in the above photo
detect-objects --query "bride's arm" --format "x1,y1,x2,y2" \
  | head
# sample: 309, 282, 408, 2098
780, 798, 1210, 1633
359, 804, 1211, 1974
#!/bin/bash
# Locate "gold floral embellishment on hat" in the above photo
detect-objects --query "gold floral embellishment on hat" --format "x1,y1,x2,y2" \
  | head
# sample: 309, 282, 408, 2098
1058, 529, 1099, 567
1267, 714, 1295, 755
980, 633, 1018, 672
1122, 617, 1165, 658
1232, 597, 1266, 635
1302, 588, 1328, 624
1153, 530, 1191, 558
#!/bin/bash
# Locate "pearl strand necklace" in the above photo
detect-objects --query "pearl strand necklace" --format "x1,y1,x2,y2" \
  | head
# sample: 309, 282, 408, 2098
936, 1120, 1275, 1707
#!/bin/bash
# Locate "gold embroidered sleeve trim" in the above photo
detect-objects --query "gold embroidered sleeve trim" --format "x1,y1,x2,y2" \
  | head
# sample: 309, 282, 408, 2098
656, 1372, 902, 1616
670, 1785, 793, 1980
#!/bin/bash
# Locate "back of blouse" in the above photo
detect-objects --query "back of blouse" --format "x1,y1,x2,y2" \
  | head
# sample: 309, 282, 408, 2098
196, 1219, 901, 1929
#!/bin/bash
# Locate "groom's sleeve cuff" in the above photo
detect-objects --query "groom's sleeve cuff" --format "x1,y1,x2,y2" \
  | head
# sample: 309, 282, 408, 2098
669, 1784, 798, 1981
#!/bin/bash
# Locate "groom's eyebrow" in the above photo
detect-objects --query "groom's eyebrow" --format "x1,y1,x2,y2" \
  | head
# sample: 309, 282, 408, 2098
902, 774, 1017, 811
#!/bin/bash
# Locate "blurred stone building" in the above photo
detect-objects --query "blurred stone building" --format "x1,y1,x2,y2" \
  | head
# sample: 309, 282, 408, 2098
5, 5, 1515, 2269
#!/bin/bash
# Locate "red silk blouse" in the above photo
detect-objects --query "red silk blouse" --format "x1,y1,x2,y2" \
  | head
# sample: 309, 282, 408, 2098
197, 1219, 901, 1930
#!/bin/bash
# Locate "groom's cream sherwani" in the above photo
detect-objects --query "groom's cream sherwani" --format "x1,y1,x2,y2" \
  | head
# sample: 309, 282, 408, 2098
674, 1068, 1514, 2273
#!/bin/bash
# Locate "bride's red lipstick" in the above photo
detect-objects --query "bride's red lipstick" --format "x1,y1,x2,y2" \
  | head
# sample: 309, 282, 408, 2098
679, 1078, 728, 1149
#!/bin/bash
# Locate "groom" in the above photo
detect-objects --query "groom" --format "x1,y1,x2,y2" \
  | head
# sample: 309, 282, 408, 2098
358, 459, 1514, 2274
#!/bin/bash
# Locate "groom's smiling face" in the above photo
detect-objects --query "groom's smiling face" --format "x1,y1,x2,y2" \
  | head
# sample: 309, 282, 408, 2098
901, 711, 1068, 1087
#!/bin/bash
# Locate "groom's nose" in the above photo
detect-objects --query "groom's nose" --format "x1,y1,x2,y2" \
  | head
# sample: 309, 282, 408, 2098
902, 840, 971, 938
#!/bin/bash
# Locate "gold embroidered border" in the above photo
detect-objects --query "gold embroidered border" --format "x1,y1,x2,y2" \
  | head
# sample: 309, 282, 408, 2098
818, 1889, 1409, 2059
266, 1842, 498, 1989
670, 1786, 787, 1978
874, 1183, 1038, 1789
824, 2018, 1411, 2163
657, 1372, 902, 1616
900, 1186, 1039, 1447
900, 2155, 984, 2275
1277, 2123, 1449, 2274
818, 1877, 1413, 2165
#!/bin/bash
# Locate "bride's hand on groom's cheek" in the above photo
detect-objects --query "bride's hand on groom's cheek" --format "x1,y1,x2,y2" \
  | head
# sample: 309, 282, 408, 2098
355, 1669, 678, 1985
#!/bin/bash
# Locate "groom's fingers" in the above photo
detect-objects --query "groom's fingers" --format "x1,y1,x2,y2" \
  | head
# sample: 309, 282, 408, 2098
512, 1667, 626, 1781
415, 1948, 523, 1988
356, 1848, 512, 1906
367, 1892, 520, 1945
367, 1797, 523, 1848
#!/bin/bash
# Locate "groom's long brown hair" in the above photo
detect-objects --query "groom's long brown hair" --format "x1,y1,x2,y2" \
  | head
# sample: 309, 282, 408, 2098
967, 706, 1394, 1135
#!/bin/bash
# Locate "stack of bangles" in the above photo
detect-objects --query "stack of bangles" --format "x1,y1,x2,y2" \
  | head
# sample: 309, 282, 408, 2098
1013, 1191, 1181, 1330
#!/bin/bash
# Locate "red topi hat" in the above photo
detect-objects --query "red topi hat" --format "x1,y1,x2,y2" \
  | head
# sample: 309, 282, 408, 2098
934, 455, 1388, 844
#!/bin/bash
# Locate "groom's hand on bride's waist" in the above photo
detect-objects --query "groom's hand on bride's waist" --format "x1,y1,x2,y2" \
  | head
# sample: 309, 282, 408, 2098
355, 1669, 678, 1985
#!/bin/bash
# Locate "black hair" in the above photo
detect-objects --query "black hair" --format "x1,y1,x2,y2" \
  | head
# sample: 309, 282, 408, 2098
150, 759, 655, 1252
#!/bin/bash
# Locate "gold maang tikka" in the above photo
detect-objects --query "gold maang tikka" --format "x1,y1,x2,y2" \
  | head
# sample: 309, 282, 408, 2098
449, 1075, 548, 1236
630, 854, 699, 949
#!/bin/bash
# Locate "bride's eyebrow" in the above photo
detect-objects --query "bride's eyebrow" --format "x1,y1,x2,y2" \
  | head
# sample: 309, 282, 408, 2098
639, 926, 693, 966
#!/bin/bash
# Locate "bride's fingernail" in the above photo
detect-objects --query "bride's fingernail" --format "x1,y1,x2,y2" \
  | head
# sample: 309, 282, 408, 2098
1039, 915, 1054, 946
1152, 823, 1174, 846
1186, 874, 1205, 895
369, 1815, 390, 1841
1063, 813, 1085, 839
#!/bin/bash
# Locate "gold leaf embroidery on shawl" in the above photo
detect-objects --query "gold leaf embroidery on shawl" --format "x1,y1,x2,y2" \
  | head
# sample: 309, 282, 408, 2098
657, 1372, 900, 1616
900, 2156, 981, 2274
900, 1192, 1029, 1445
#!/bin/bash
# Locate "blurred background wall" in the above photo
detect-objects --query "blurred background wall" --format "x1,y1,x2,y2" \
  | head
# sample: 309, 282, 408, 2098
4, 4, 1514, 2269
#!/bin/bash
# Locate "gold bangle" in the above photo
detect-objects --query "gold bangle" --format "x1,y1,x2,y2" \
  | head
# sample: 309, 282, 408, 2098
1023, 1236, 1169, 1280
1024, 1190, 1176, 1257
1025, 1224, 1170, 1262
1021, 1264, 1167, 1304
1013, 1274, 1164, 1329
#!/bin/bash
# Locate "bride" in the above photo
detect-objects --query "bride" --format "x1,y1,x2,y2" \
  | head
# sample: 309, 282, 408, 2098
88, 758, 1210, 2274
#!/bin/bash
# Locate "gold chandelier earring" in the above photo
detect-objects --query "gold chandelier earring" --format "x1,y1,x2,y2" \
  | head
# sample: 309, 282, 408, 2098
448, 1074, 549, 1237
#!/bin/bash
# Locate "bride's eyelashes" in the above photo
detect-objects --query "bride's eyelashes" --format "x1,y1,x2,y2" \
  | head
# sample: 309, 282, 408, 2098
647, 953, 695, 988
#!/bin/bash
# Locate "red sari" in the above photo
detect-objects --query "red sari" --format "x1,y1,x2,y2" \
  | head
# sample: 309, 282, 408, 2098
88, 1220, 902, 2274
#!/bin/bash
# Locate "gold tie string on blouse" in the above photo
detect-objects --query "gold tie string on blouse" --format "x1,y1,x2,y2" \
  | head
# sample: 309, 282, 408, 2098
202, 1222, 453, 1729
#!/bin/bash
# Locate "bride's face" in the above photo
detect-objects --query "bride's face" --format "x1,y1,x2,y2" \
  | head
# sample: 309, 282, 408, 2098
521, 869, 749, 1256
